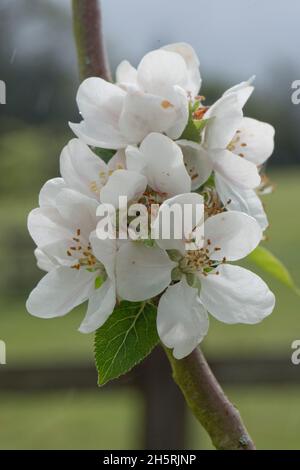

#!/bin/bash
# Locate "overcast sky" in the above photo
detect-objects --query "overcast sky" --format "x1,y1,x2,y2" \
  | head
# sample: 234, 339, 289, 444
3, 0, 300, 91
101, 0, 299, 87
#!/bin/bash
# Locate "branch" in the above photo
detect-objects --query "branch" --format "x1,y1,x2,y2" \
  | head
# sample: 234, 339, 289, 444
164, 346, 256, 450
72, 0, 111, 81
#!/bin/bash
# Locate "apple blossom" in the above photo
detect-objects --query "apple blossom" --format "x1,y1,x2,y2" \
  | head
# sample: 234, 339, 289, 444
214, 116, 275, 230
27, 40, 278, 365
117, 42, 201, 99
200, 79, 261, 190
117, 193, 275, 359
179, 78, 275, 229
69, 42, 204, 149
26, 180, 118, 333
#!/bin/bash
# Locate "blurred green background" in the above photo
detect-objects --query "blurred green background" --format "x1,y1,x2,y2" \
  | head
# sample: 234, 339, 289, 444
0, 0, 300, 450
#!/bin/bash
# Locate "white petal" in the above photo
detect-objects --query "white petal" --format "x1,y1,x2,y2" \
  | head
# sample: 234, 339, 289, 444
200, 264, 275, 324
157, 278, 209, 359
34, 248, 56, 272
55, 188, 98, 238
215, 174, 268, 231
28, 207, 72, 247
204, 93, 243, 149
162, 42, 201, 97
70, 77, 127, 149
223, 77, 255, 107
232, 117, 275, 165
153, 192, 204, 252
116, 60, 138, 86
79, 278, 116, 333
165, 85, 189, 140
204, 211, 262, 261
60, 139, 107, 199
76, 78, 125, 121
137, 49, 188, 99
89, 230, 116, 279
139, 133, 191, 196
177, 140, 213, 189
100, 169, 147, 207
38, 239, 75, 267
116, 242, 175, 301
210, 149, 261, 189
69, 121, 127, 149
39, 178, 66, 207
26, 266, 94, 318
118, 89, 186, 143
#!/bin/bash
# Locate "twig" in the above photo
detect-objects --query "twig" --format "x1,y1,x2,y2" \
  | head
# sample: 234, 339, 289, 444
164, 346, 256, 450
72, 0, 111, 81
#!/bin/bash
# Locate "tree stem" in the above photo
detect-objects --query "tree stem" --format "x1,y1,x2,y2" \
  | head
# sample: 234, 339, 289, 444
164, 346, 256, 450
72, 0, 111, 81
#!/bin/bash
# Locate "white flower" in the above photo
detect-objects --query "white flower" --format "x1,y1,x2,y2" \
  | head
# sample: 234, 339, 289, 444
214, 116, 275, 230
69, 42, 202, 149
27, 39, 277, 364
182, 78, 274, 229
34, 137, 126, 209
158, 79, 258, 194
100, 132, 191, 207
26, 181, 118, 333
201, 78, 262, 190
117, 42, 201, 98
117, 193, 275, 359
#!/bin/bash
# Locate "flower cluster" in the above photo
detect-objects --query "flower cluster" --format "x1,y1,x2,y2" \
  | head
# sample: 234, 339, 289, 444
27, 43, 275, 359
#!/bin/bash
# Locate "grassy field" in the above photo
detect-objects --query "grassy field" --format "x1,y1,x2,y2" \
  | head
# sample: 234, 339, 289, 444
0, 387, 299, 449
0, 168, 299, 449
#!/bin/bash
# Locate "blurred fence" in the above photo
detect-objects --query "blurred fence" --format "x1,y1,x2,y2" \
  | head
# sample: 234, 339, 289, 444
0, 347, 299, 449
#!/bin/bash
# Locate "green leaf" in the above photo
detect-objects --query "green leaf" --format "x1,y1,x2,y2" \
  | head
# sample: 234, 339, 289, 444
94, 301, 159, 386
92, 147, 116, 163
247, 246, 300, 294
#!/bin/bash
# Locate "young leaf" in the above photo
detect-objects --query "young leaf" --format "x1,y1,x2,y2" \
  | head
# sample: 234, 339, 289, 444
95, 301, 159, 386
247, 245, 300, 294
